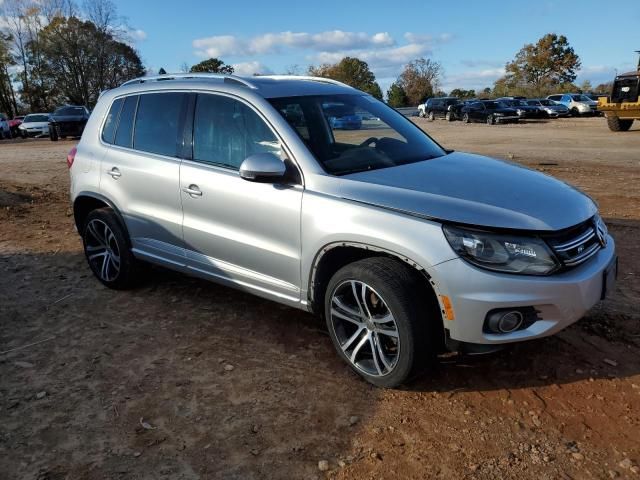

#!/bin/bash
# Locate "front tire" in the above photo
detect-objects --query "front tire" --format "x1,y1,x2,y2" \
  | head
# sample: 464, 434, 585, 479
49, 126, 59, 141
427, 111, 435, 121
486, 114, 494, 125
82, 208, 143, 290
445, 111, 453, 121
462, 113, 470, 123
606, 116, 633, 132
324, 257, 434, 388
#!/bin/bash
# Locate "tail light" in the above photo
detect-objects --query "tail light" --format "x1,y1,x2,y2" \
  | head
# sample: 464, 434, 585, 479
67, 146, 77, 169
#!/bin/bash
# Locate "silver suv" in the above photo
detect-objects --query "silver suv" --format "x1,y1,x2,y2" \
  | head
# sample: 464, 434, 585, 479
69, 73, 617, 388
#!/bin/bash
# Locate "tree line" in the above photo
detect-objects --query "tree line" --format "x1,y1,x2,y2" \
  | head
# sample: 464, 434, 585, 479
0, 0, 145, 117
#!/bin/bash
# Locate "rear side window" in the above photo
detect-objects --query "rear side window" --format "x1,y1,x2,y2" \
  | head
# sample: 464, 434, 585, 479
114, 95, 138, 148
101, 98, 123, 144
133, 92, 185, 157
193, 94, 281, 170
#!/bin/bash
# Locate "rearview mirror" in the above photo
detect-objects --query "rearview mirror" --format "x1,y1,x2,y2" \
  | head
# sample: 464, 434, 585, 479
239, 153, 286, 183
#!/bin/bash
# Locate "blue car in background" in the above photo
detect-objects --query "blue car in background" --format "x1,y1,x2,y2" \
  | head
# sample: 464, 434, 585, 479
330, 113, 363, 130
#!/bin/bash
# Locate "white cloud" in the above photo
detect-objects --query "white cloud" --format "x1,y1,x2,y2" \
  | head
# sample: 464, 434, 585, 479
127, 28, 147, 42
442, 67, 506, 92
193, 30, 398, 58
231, 61, 273, 76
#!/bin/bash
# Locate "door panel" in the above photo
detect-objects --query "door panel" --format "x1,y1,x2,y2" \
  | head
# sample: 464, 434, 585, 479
180, 93, 303, 301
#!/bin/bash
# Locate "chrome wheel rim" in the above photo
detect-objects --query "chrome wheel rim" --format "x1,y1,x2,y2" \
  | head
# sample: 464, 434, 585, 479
85, 219, 121, 282
330, 280, 400, 377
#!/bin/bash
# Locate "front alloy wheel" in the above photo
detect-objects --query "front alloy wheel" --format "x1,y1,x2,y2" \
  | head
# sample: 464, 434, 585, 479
462, 113, 470, 123
486, 114, 494, 125
330, 280, 400, 377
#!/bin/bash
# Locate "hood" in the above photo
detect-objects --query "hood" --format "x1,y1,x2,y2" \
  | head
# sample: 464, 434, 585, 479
339, 152, 596, 231
22, 121, 49, 128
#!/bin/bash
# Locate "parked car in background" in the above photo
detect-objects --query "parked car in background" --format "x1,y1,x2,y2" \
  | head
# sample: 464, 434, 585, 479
418, 97, 460, 121
70, 73, 616, 388
9, 116, 24, 137
18, 113, 51, 138
461, 100, 520, 124
525, 99, 570, 118
547, 94, 598, 116
497, 98, 546, 119
0, 113, 11, 139
324, 103, 362, 130
49, 105, 90, 141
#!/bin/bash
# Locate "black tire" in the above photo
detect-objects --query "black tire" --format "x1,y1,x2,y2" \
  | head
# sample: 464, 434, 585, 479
49, 126, 59, 141
427, 111, 435, 121
606, 116, 633, 132
570, 107, 579, 117
445, 111, 453, 121
20, 131, 27, 139
486, 114, 494, 125
82, 208, 143, 290
462, 113, 470, 123
324, 257, 437, 388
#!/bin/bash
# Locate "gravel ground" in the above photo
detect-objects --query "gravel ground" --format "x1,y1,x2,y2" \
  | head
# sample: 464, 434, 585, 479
1, 116, 639, 479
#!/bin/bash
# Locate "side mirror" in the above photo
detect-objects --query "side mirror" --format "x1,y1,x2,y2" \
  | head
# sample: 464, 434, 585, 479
239, 153, 286, 183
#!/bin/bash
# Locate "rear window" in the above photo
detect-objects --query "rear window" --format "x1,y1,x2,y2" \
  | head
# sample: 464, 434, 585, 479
114, 96, 138, 148
54, 106, 86, 115
101, 98, 123, 144
133, 93, 185, 157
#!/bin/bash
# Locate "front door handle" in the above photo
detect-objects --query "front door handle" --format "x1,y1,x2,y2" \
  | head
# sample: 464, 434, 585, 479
182, 184, 203, 197
107, 167, 121, 179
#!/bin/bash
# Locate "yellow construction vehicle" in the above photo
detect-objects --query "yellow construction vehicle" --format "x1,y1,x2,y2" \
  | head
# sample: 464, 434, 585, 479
598, 51, 640, 131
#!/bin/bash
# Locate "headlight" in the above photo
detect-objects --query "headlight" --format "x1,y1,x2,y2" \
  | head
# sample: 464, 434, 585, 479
443, 225, 560, 275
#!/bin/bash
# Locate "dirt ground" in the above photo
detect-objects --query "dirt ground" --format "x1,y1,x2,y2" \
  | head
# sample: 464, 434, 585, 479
1, 117, 639, 480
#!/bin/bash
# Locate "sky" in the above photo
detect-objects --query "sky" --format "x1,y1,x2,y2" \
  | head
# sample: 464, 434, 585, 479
113, 0, 640, 95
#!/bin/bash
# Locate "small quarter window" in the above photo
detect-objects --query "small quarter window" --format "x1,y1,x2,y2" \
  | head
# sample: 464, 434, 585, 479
101, 98, 123, 144
114, 95, 138, 148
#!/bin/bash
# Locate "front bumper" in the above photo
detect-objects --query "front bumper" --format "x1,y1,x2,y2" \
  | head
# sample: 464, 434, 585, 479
433, 235, 616, 345
19, 126, 49, 137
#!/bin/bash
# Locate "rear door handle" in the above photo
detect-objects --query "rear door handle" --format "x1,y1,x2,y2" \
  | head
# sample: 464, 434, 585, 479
107, 167, 121, 179
182, 184, 202, 197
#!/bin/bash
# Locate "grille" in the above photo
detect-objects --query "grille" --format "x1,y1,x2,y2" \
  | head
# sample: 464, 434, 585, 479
546, 218, 604, 268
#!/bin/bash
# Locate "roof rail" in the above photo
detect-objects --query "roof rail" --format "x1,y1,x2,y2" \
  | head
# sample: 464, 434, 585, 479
120, 73, 258, 89
256, 75, 349, 87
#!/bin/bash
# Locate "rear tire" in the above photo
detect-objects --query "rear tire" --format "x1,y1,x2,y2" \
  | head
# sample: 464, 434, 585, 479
82, 208, 143, 290
606, 116, 633, 132
324, 257, 437, 388
427, 111, 435, 121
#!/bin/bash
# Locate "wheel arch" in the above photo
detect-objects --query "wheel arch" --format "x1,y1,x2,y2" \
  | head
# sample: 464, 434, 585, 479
73, 192, 129, 238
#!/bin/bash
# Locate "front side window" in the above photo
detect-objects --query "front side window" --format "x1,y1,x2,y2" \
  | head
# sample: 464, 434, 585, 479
133, 92, 185, 157
193, 94, 281, 170
270, 94, 445, 175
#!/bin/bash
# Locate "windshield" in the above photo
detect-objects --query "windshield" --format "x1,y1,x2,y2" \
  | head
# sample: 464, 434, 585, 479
269, 94, 446, 175
538, 100, 553, 106
54, 106, 85, 115
24, 114, 50, 122
571, 94, 591, 102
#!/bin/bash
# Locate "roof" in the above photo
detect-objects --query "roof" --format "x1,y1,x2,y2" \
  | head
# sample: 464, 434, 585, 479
117, 73, 359, 98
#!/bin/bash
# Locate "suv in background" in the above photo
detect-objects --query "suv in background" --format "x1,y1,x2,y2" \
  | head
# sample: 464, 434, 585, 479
418, 97, 459, 121
69, 73, 616, 388
49, 105, 90, 141
547, 94, 598, 116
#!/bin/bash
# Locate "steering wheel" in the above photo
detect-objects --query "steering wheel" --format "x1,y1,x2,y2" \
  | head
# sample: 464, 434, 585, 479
359, 137, 379, 147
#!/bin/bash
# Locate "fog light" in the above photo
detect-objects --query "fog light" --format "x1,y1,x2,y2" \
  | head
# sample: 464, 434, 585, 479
485, 310, 525, 333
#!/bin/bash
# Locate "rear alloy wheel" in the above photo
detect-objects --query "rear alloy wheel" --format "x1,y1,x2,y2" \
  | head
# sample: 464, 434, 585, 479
82, 208, 143, 289
462, 113, 470, 123
606, 116, 633, 132
427, 111, 435, 121
325, 257, 434, 388
486, 114, 494, 125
